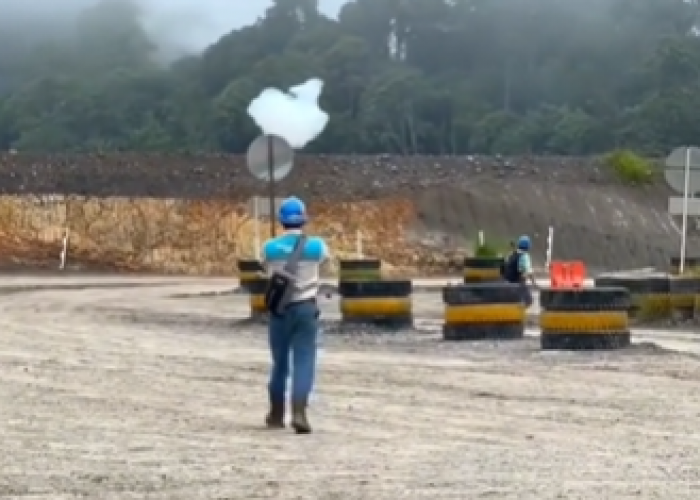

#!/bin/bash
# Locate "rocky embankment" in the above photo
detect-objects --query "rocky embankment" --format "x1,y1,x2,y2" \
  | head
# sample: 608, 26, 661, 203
0, 153, 689, 274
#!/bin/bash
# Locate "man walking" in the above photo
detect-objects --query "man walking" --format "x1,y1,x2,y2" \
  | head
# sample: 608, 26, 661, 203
501, 235, 538, 307
261, 196, 329, 434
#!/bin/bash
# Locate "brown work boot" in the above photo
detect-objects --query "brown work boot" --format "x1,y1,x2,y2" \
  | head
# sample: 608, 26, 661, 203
291, 400, 312, 434
265, 400, 285, 429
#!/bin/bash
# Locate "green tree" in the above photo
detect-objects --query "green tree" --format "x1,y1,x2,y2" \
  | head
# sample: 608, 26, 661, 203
2, 0, 700, 154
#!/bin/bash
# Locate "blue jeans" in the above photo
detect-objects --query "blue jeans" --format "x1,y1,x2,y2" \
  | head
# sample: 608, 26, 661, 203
268, 300, 319, 403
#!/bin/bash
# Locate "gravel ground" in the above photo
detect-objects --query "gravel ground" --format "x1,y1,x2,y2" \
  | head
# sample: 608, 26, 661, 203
1, 278, 700, 499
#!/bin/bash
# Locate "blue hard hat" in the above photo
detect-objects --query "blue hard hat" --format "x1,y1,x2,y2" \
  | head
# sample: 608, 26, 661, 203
278, 196, 307, 225
517, 235, 531, 250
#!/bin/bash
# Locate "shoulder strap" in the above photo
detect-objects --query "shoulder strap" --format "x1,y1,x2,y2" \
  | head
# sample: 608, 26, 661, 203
283, 234, 307, 273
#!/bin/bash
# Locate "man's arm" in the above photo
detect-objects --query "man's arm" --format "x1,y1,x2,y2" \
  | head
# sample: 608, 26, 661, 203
259, 241, 272, 276
528, 271, 539, 288
519, 253, 539, 288
318, 239, 333, 275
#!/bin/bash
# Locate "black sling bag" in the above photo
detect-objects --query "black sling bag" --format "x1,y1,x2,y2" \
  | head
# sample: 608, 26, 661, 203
264, 235, 307, 316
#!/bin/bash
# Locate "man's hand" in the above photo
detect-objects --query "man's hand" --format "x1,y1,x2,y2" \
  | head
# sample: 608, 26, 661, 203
528, 275, 540, 290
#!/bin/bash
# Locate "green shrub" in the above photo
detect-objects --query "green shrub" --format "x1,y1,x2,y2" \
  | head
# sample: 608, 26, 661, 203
636, 296, 671, 322
474, 244, 498, 258
604, 149, 656, 184
341, 269, 381, 281
472, 237, 506, 258
680, 266, 700, 277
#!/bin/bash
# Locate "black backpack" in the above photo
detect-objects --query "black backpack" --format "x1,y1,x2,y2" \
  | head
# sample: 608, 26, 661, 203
264, 235, 307, 316
501, 252, 523, 283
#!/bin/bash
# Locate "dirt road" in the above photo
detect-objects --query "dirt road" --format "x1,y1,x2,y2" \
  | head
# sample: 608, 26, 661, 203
1, 277, 700, 499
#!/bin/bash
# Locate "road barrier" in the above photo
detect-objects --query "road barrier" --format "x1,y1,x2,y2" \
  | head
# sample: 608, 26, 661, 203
338, 259, 382, 282
540, 287, 630, 350
339, 279, 412, 328
594, 274, 670, 322
550, 260, 586, 288
245, 277, 268, 319
442, 282, 525, 340
670, 256, 700, 275
669, 276, 700, 321
463, 257, 504, 283
237, 259, 264, 290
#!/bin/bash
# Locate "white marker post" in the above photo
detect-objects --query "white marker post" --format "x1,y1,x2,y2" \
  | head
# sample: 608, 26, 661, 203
356, 230, 363, 258
59, 230, 68, 270
545, 226, 554, 269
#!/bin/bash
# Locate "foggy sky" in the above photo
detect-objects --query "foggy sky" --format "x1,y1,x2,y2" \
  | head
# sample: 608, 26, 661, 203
1, 0, 348, 58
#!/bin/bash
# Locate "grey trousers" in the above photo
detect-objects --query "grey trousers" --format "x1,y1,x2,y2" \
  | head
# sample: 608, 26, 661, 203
519, 282, 533, 307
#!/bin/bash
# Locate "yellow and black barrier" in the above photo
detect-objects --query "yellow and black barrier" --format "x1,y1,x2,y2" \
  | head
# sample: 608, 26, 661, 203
338, 259, 382, 282
670, 256, 700, 275
540, 287, 630, 350
669, 276, 700, 321
237, 259, 264, 291
463, 257, 505, 283
245, 277, 269, 319
339, 279, 412, 328
442, 283, 525, 340
594, 274, 670, 322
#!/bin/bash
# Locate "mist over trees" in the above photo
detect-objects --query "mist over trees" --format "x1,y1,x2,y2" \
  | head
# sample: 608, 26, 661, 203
0, 0, 698, 155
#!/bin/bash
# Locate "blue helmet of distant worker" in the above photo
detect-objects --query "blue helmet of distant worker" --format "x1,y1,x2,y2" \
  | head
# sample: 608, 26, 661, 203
517, 235, 531, 251
278, 196, 307, 227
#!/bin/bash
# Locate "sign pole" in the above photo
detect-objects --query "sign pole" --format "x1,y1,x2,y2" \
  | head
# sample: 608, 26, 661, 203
267, 136, 276, 237
681, 147, 691, 273
254, 196, 260, 257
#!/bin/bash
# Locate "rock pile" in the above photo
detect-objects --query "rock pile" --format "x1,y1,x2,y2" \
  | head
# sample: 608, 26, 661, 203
0, 153, 616, 200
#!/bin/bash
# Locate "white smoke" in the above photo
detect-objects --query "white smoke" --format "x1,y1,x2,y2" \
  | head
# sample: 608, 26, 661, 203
246, 78, 329, 148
